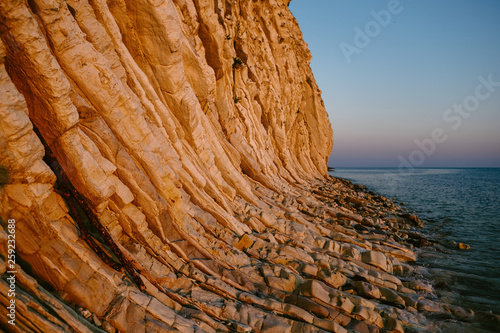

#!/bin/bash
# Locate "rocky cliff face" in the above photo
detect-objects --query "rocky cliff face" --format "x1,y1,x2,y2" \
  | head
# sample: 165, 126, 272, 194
0, 0, 331, 329
0, 1, 475, 333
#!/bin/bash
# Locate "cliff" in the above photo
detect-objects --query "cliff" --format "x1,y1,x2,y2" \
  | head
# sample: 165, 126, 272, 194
0, 1, 477, 332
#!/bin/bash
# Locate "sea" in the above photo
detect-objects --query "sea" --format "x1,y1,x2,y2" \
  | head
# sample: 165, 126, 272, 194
330, 168, 500, 324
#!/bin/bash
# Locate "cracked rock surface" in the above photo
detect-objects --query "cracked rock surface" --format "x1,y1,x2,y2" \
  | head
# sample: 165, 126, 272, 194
0, 0, 481, 332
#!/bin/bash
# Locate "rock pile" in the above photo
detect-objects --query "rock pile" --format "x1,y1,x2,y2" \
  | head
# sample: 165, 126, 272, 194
0, 172, 480, 332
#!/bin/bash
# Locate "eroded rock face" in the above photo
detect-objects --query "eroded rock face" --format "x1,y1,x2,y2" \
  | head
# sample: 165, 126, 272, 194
0, 1, 477, 332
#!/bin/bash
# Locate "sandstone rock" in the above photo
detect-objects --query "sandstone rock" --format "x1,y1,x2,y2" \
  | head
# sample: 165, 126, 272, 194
296, 280, 330, 304
385, 317, 404, 333
284, 295, 330, 319
362, 250, 388, 271
404, 280, 433, 293
0, 0, 481, 331
379, 287, 406, 309
353, 281, 381, 299
260, 315, 292, 333
330, 296, 356, 314
318, 268, 347, 289
417, 299, 443, 313
351, 305, 384, 328
449, 305, 474, 321
342, 246, 362, 261
301, 263, 319, 276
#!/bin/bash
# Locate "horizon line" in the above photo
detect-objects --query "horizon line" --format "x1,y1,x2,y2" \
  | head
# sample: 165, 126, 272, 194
328, 166, 500, 169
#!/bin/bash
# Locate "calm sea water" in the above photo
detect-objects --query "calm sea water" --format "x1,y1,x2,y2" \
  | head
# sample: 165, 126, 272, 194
330, 168, 500, 316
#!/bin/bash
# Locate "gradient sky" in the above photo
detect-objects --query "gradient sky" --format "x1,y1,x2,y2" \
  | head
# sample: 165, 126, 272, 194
290, 0, 500, 167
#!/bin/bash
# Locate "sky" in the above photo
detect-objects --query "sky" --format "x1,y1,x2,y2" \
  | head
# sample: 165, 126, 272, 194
289, 0, 500, 167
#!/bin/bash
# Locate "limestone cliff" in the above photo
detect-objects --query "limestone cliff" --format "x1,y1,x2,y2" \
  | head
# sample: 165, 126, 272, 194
0, 0, 332, 329
0, 1, 475, 333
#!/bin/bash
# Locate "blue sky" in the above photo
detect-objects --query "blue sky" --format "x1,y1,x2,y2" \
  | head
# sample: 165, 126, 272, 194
289, 0, 500, 167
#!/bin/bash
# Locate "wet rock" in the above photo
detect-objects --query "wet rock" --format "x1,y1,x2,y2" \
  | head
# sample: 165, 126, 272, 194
448, 305, 474, 321
417, 299, 443, 313
404, 280, 433, 293
402, 213, 420, 226
435, 281, 451, 290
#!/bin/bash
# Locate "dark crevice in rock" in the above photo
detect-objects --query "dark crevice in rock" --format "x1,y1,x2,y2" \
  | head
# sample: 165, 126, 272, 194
198, 20, 224, 80
0, 165, 8, 189
31, 125, 145, 291
67, 4, 76, 19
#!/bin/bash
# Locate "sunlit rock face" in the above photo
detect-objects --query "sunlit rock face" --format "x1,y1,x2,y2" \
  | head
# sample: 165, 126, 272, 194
0, 1, 481, 332
0, 2, 483, 331
11, 0, 470, 331
0, 0, 333, 329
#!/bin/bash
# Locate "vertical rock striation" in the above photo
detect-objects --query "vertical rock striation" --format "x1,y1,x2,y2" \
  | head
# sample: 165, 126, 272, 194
0, 1, 478, 332
0, 0, 332, 329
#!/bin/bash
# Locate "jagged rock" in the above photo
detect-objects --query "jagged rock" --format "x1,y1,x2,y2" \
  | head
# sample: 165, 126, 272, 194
353, 281, 381, 300
330, 296, 356, 314
0, 0, 482, 332
296, 280, 331, 304
318, 268, 347, 289
385, 317, 404, 333
457, 242, 471, 250
417, 299, 445, 313
351, 305, 384, 328
260, 315, 292, 333
404, 280, 433, 293
362, 250, 389, 272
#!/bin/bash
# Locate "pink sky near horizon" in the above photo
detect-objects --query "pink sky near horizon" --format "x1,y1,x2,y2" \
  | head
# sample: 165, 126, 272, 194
290, 0, 500, 168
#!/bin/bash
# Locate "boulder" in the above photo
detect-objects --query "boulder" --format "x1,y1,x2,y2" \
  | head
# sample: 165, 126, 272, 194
362, 251, 389, 271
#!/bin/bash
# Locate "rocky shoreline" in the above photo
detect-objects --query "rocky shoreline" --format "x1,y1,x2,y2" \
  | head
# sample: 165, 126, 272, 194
4, 174, 494, 333
311, 176, 500, 332
1, 0, 497, 331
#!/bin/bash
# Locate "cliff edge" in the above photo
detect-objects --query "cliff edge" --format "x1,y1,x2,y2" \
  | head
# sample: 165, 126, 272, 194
0, 1, 474, 333
0, 0, 334, 330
